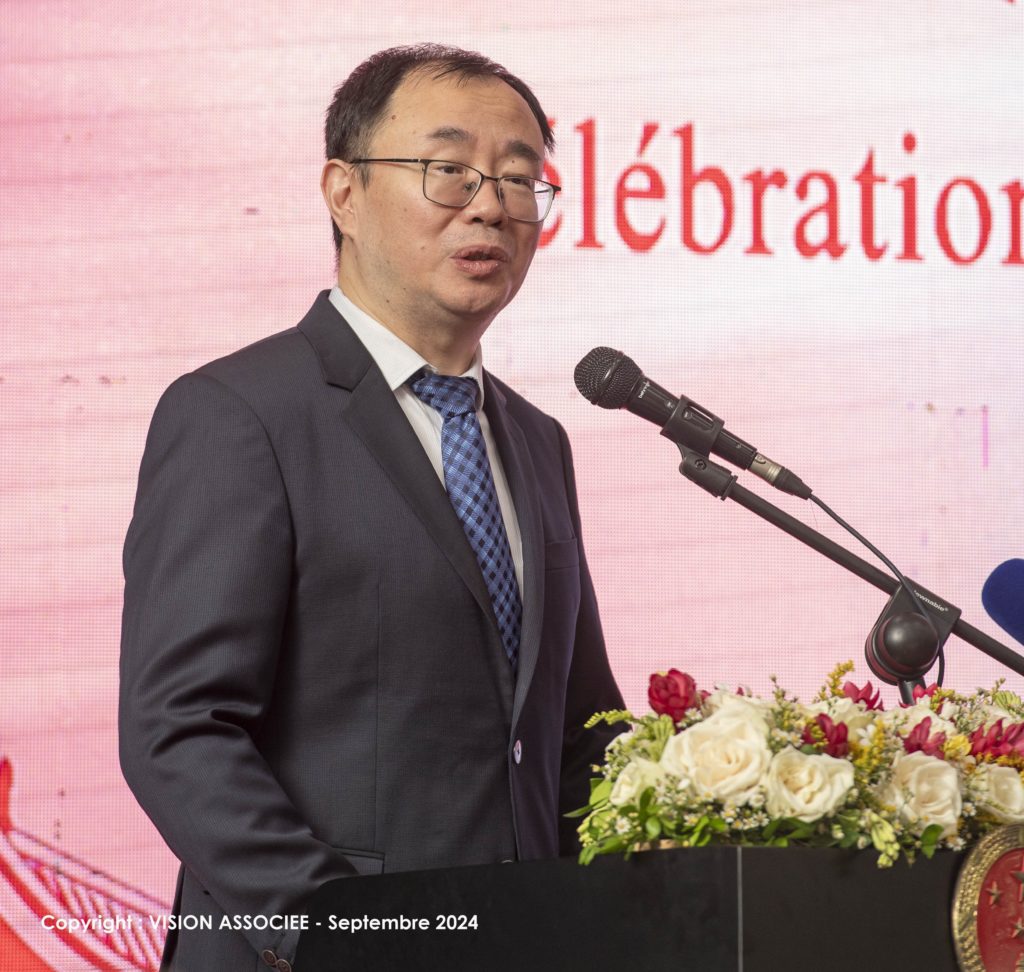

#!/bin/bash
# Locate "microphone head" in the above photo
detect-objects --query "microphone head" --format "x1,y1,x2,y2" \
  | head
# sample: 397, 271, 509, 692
574, 347, 642, 408
982, 559, 1024, 647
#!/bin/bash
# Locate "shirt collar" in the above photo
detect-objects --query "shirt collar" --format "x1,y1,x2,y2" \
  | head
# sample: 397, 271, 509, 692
328, 285, 485, 408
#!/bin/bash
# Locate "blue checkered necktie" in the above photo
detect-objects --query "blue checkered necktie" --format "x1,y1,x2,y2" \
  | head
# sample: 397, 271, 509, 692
409, 371, 522, 668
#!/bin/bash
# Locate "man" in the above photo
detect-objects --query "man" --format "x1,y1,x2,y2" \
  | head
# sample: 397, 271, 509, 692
119, 44, 623, 971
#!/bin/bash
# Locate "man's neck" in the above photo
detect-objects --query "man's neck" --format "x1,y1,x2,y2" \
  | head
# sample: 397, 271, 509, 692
336, 276, 484, 376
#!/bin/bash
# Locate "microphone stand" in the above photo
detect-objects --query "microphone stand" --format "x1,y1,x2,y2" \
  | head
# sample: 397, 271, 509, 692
674, 445, 1024, 694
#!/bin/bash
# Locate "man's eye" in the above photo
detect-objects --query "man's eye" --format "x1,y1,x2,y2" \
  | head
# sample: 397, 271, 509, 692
503, 176, 536, 190
434, 163, 467, 176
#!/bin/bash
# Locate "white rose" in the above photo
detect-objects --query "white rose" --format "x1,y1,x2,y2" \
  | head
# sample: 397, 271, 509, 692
806, 697, 877, 736
701, 690, 771, 728
609, 757, 666, 807
974, 764, 1024, 823
660, 706, 771, 805
880, 751, 962, 838
764, 748, 854, 823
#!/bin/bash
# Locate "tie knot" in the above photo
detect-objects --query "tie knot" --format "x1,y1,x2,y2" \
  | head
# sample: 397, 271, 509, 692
409, 371, 479, 420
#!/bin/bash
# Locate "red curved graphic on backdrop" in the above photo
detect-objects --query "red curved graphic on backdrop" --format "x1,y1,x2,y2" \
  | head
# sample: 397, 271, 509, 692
0, 759, 167, 971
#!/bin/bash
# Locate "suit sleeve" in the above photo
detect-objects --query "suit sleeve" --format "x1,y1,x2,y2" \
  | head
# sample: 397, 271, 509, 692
552, 421, 626, 855
119, 373, 356, 962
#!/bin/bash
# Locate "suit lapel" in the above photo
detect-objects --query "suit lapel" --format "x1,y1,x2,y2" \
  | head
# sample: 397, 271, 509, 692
298, 293, 501, 641
483, 375, 544, 732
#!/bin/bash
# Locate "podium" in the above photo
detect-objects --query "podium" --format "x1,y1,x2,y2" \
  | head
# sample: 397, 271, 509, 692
295, 845, 963, 971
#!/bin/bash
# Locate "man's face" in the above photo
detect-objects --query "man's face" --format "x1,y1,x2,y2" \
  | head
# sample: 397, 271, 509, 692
335, 72, 546, 339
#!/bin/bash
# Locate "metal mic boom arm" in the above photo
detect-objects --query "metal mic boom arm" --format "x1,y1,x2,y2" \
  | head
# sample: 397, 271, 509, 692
675, 444, 1024, 679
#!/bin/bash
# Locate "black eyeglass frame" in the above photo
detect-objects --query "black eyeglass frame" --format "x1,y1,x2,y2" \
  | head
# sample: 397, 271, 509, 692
348, 157, 561, 223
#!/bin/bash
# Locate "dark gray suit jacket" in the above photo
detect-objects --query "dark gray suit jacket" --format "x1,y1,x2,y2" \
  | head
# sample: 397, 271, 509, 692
119, 291, 623, 970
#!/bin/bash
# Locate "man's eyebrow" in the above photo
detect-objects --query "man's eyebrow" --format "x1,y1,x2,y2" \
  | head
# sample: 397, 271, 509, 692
423, 127, 543, 166
504, 139, 542, 166
424, 125, 472, 145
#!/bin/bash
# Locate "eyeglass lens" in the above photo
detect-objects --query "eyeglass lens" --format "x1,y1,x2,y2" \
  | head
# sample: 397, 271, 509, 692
423, 161, 552, 222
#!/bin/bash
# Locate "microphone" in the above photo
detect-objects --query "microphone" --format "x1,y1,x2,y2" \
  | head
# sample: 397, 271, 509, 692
982, 559, 1024, 647
574, 347, 812, 499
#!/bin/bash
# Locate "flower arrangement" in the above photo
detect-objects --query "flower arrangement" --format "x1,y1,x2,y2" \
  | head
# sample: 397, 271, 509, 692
572, 663, 1024, 868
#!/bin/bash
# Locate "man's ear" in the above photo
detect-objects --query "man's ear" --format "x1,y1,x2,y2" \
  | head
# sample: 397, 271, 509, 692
321, 159, 359, 240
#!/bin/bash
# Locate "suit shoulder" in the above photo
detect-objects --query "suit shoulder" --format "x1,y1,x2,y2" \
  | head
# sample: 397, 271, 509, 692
194, 326, 314, 393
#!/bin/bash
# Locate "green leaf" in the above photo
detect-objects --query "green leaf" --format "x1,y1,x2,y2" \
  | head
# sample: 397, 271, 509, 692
787, 821, 814, 841
589, 778, 612, 804
645, 816, 663, 840
597, 837, 628, 855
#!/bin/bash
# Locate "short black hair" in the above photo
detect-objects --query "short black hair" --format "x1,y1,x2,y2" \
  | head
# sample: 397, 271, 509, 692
324, 43, 554, 255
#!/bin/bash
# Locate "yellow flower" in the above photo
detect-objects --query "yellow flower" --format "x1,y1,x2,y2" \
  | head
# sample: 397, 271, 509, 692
815, 661, 856, 702
943, 734, 972, 762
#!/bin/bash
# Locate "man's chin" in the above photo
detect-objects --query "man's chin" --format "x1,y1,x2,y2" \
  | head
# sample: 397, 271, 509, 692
436, 286, 516, 328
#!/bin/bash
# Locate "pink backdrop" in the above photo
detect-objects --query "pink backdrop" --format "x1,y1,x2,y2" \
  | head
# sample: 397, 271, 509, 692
2, 2, 1022, 967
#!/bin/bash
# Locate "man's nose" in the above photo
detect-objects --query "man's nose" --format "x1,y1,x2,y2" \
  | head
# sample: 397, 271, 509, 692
463, 176, 506, 223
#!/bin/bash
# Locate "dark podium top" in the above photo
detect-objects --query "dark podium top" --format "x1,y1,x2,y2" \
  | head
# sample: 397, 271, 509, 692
295, 845, 962, 971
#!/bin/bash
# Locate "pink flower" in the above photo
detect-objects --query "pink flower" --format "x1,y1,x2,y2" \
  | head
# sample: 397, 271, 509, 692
802, 713, 849, 758
648, 670, 700, 723
903, 716, 947, 758
970, 720, 1024, 759
842, 681, 884, 711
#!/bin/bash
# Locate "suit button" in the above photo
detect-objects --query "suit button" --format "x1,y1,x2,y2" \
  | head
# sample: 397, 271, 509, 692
276, 961, 292, 972
513, 739, 522, 764
261, 950, 278, 967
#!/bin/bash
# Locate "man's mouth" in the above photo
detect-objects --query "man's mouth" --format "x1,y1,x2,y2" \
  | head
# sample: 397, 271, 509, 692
452, 245, 509, 262
451, 245, 509, 276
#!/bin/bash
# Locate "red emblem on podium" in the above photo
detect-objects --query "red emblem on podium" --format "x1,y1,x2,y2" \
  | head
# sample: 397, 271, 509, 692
954, 824, 1024, 971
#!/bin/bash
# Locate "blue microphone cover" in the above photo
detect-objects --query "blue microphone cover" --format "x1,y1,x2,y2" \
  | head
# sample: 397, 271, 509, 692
982, 559, 1024, 646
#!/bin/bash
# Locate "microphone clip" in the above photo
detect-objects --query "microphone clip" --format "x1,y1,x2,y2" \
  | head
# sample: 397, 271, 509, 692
661, 395, 726, 457
676, 445, 737, 501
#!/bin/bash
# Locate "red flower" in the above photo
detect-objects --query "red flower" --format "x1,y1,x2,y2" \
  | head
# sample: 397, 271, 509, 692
802, 713, 849, 758
648, 669, 700, 723
842, 681, 883, 711
970, 720, 1024, 759
903, 716, 947, 758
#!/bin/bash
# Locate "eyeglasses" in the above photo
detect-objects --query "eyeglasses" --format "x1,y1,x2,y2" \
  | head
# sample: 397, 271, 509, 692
348, 158, 561, 223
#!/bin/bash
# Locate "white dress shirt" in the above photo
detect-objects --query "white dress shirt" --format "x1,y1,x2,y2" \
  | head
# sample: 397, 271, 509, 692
328, 286, 524, 593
